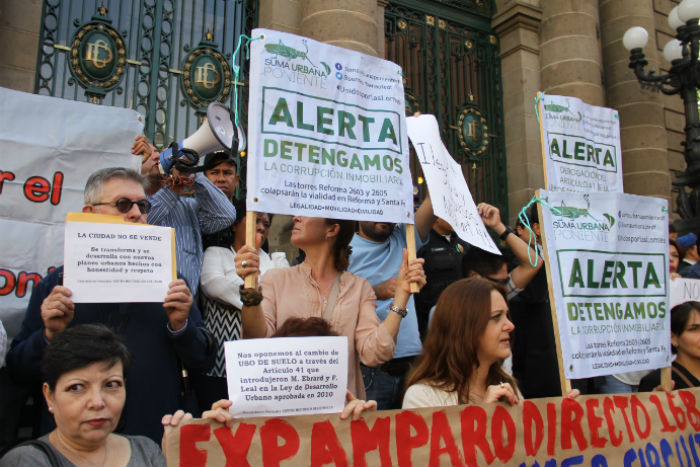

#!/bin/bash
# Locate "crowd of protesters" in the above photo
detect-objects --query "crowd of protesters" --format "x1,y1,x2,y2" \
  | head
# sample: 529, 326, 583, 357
0, 133, 698, 465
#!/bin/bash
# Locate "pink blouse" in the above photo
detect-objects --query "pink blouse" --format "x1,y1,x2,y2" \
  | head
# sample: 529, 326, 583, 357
260, 263, 396, 398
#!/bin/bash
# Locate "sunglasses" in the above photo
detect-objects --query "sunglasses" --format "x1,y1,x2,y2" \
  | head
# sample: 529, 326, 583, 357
483, 275, 510, 286
92, 198, 151, 214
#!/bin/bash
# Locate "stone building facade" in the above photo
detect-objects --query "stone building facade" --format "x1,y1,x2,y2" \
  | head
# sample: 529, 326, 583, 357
0, 0, 688, 226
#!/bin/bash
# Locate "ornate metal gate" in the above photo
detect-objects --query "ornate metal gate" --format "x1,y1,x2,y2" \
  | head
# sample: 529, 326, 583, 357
34, 0, 257, 147
385, 0, 507, 212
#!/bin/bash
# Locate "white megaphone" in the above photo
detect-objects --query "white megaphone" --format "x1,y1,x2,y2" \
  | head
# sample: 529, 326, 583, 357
158, 102, 246, 174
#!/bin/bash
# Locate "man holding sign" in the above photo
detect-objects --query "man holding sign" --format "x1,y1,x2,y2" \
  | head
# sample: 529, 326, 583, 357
7, 168, 215, 443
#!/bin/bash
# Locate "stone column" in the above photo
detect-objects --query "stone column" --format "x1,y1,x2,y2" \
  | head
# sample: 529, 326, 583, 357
599, 0, 670, 200
0, 0, 42, 92
540, 0, 605, 106
300, 0, 379, 56
492, 1, 544, 223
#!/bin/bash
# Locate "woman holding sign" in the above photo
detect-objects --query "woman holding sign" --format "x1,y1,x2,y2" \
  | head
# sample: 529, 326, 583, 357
403, 278, 520, 408
235, 216, 426, 398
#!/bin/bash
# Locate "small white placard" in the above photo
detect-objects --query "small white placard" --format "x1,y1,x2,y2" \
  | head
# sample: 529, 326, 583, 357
225, 336, 348, 418
670, 278, 700, 308
63, 216, 175, 302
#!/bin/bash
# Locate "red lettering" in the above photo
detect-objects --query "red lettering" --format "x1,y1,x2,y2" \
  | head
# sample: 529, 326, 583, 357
491, 406, 516, 463
51, 171, 64, 205
0, 170, 16, 194
561, 398, 587, 451
260, 419, 300, 467
677, 390, 700, 430
666, 392, 687, 430
16, 271, 41, 297
648, 394, 677, 433
429, 411, 463, 467
24, 176, 50, 202
629, 395, 651, 439
350, 417, 392, 467
547, 402, 557, 456
522, 401, 544, 456
585, 398, 607, 448
212, 423, 256, 466
613, 396, 635, 442
0, 269, 15, 296
603, 397, 623, 446
460, 405, 494, 467
179, 424, 211, 467
396, 410, 429, 467
310, 420, 348, 467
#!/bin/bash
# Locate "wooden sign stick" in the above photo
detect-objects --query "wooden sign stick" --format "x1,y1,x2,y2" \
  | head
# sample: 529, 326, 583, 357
536, 194, 572, 396
244, 210, 258, 289
405, 224, 420, 294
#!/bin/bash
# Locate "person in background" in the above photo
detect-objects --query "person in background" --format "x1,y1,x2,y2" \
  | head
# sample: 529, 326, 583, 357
197, 199, 288, 408
235, 216, 426, 399
678, 233, 700, 278
415, 218, 469, 341
202, 150, 240, 202
639, 301, 700, 391
670, 238, 683, 280
0, 324, 166, 466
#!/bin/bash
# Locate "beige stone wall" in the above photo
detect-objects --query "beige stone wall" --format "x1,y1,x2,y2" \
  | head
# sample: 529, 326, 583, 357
0, 0, 41, 92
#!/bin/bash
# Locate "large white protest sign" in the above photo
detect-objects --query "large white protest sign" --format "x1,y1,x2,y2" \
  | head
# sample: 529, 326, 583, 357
246, 29, 413, 223
670, 278, 700, 308
63, 213, 175, 303
0, 88, 142, 336
225, 336, 348, 418
538, 93, 623, 193
406, 114, 499, 255
539, 190, 670, 378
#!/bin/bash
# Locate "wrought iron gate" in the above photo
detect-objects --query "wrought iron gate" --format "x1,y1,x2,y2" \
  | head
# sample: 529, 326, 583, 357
385, 0, 507, 212
35, 0, 257, 147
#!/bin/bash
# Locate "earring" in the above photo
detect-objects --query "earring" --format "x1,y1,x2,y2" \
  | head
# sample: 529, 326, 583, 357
48, 406, 54, 413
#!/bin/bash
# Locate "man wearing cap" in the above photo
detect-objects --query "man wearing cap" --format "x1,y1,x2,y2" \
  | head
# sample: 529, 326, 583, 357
132, 136, 237, 291
677, 232, 699, 277
202, 150, 240, 202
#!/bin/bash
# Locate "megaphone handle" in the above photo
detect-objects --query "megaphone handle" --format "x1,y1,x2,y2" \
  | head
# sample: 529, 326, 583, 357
244, 210, 258, 289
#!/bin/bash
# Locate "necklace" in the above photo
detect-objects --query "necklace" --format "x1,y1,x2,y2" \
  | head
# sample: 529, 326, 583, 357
50, 431, 109, 466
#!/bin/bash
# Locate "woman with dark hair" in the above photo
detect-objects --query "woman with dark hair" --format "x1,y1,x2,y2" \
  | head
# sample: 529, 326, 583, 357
403, 278, 520, 407
639, 301, 700, 391
669, 238, 683, 279
198, 198, 288, 407
235, 216, 426, 398
0, 324, 166, 466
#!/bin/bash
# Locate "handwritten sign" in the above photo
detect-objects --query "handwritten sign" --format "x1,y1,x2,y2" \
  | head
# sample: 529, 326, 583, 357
538, 93, 623, 193
225, 336, 348, 418
246, 28, 414, 223
164, 388, 700, 467
670, 278, 700, 308
63, 213, 175, 302
406, 114, 499, 255
539, 190, 670, 378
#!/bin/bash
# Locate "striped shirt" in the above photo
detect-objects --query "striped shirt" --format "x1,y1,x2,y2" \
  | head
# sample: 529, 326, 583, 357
147, 173, 236, 291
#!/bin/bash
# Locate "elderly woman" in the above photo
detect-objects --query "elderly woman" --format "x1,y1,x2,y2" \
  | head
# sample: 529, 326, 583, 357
198, 199, 288, 407
0, 324, 165, 466
235, 216, 426, 398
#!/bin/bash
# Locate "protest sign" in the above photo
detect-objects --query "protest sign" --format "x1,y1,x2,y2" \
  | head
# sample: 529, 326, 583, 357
0, 87, 142, 336
63, 213, 175, 302
225, 336, 348, 418
537, 93, 623, 194
538, 190, 670, 379
246, 28, 413, 223
406, 114, 500, 255
164, 388, 700, 467
670, 278, 700, 308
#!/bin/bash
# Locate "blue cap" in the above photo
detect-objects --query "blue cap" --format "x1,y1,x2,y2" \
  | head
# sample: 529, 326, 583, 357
677, 232, 698, 248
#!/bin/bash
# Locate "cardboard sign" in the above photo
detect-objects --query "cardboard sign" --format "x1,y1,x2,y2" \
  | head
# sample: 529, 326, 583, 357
539, 190, 670, 379
0, 87, 142, 337
246, 28, 413, 223
164, 388, 700, 467
537, 93, 623, 194
406, 114, 500, 255
63, 213, 175, 302
225, 336, 348, 418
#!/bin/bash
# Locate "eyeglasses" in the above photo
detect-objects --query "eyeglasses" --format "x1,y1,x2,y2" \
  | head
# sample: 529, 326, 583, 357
92, 198, 151, 214
483, 275, 510, 286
